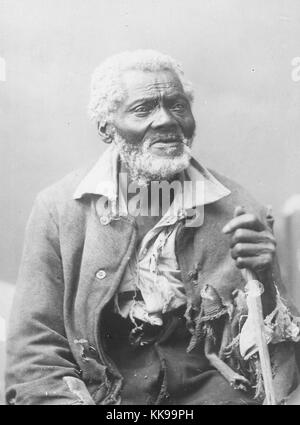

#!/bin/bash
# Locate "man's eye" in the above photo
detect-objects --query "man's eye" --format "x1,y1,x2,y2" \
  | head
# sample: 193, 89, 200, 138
171, 103, 186, 112
133, 105, 152, 114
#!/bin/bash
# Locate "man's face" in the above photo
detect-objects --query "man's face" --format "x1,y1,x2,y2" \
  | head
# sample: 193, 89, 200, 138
112, 69, 196, 158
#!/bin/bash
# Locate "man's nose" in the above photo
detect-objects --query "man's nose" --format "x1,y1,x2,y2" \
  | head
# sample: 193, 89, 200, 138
151, 106, 177, 129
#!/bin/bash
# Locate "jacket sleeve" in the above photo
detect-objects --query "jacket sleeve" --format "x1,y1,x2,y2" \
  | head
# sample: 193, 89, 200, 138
5, 193, 95, 405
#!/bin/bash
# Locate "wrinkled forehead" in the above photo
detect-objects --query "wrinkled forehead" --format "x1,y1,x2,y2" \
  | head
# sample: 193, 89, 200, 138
120, 69, 186, 104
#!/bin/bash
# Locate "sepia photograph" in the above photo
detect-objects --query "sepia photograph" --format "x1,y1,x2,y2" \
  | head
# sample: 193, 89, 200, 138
1, 0, 300, 408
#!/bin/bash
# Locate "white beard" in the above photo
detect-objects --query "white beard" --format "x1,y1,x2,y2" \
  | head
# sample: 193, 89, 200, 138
113, 131, 194, 186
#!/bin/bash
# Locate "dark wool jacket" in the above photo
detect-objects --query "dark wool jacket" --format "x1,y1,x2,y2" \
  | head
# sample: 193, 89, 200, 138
5, 162, 300, 405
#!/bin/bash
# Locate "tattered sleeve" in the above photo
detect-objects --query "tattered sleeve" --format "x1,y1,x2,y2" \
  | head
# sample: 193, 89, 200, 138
5, 194, 95, 405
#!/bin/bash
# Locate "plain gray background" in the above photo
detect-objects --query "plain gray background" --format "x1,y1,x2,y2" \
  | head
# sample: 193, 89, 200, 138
1, 0, 300, 285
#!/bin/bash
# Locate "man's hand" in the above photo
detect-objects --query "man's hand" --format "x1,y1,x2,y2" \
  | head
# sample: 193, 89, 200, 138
222, 206, 276, 274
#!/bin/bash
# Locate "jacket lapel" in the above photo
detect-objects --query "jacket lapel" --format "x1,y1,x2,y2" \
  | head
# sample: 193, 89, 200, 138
75, 196, 136, 346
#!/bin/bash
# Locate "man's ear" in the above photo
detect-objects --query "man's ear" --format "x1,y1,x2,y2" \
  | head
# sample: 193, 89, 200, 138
97, 121, 113, 144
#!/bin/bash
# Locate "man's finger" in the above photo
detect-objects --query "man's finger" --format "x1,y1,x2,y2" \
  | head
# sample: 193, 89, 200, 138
235, 254, 273, 270
222, 213, 265, 234
231, 243, 275, 259
230, 229, 276, 248
223, 205, 248, 234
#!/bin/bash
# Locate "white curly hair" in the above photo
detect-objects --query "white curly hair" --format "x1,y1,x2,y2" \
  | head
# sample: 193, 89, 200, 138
87, 49, 194, 125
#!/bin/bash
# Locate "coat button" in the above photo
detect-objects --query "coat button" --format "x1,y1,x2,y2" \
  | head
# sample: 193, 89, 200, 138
100, 216, 111, 225
96, 269, 106, 279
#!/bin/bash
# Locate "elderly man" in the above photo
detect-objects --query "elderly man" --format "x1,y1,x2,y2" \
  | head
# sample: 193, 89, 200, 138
5, 50, 300, 405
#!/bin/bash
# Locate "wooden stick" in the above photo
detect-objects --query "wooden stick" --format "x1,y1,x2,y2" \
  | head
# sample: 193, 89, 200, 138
243, 268, 276, 405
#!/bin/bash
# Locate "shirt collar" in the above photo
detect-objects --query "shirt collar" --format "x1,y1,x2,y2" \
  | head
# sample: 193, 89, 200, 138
73, 145, 231, 209
73, 145, 119, 201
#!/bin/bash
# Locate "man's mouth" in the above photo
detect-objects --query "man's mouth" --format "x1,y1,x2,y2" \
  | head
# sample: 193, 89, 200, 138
151, 141, 181, 148
150, 136, 182, 147
149, 138, 184, 156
